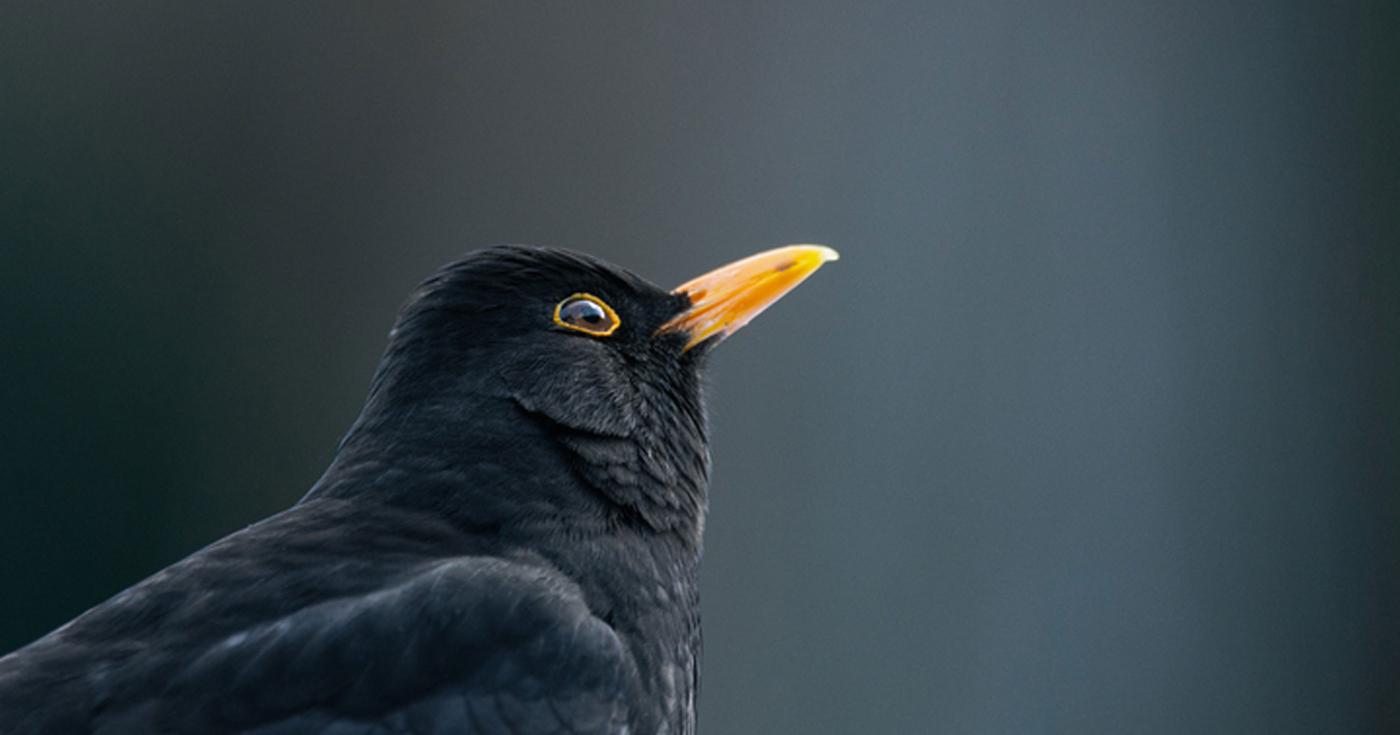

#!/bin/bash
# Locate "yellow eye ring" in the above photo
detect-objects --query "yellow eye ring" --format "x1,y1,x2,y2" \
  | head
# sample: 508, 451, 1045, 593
553, 293, 621, 337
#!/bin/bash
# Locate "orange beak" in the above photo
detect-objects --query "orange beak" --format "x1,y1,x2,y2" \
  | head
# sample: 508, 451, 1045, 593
658, 244, 840, 351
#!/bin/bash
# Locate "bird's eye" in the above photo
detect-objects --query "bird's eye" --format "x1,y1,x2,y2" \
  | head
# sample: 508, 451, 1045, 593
553, 293, 620, 337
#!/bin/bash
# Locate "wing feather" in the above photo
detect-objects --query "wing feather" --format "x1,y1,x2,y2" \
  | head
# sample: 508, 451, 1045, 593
98, 557, 630, 734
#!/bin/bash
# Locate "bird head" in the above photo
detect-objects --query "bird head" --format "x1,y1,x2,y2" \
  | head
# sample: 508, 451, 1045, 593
325, 245, 837, 539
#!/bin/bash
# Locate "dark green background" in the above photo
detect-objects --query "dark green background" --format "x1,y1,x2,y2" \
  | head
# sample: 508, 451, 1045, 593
2, 2, 1397, 732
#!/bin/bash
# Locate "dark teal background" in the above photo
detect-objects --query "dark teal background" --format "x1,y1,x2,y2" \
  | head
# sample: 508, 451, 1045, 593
2, 3, 1397, 732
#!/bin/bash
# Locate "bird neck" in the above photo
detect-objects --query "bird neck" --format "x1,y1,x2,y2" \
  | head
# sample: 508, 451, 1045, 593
309, 391, 706, 734
308, 387, 710, 549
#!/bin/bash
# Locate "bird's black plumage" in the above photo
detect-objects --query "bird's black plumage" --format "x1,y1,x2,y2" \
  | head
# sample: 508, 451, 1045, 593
0, 246, 723, 734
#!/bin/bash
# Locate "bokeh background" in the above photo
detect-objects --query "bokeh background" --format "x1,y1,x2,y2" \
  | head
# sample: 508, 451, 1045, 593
2, 2, 1397, 732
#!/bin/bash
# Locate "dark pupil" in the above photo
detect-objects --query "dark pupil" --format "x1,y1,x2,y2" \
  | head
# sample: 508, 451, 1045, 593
563, 299, 607, 327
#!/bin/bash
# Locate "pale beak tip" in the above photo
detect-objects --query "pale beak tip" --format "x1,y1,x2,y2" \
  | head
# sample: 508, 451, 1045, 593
794, 244, 841, 263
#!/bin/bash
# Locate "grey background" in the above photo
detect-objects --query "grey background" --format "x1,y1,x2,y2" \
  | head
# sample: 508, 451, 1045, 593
2, 2, 1397, 733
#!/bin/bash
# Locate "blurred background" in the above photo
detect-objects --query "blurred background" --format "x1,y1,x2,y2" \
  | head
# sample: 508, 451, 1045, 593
2, 2, 1397, 732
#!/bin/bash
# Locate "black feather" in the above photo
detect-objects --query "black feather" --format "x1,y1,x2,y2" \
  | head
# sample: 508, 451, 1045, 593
0, 247, 710, 734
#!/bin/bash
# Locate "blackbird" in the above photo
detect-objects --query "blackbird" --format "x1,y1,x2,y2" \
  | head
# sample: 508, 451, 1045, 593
0, 244, 838, 734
